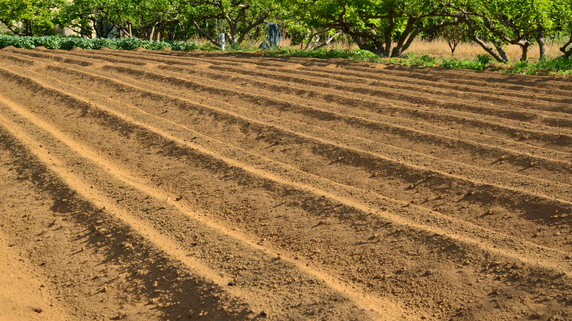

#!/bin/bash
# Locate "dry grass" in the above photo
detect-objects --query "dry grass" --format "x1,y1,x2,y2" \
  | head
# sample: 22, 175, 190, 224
275, 37, 564, 61
203, 35, 565, 62
406, 39, 563, 61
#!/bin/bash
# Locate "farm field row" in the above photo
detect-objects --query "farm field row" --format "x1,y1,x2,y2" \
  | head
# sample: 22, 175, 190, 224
1, 46, 572, 320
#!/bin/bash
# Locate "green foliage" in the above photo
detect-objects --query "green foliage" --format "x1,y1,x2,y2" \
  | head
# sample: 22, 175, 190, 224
277, 0, 465, 57
0, 35, 204, 51
0, 0, 64, 36
264, 47, 384, 62
0, 34, 35, 48
505, 56, 572, 76
287, 23, 310, 46
457, 0, 561, 62
476, 54, 492, 65
438, 57, 488, 70
58, 37, 94, 50
350, 49, 381, 62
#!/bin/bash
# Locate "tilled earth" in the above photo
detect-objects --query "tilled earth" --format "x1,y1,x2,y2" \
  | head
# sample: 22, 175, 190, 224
1, 46, 572, 321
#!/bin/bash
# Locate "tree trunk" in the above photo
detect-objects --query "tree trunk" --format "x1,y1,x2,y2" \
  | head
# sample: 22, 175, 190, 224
311, 31, 342, 50
448, 40, 458, 57
26, 20, 34, 37
304, 29, 328, 50
391, 17, 416, 57
350, 35, 384, 56
520, 42, 530, 62
471, 36, 508, 63
191, 20, 222, 47
560, 33, 572, 58
494, 41, 509, 62
149, 24, 156, 41
536, 29, 545, 60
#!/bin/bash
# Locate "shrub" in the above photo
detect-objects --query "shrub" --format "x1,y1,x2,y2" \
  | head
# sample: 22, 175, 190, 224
32, 36, 60, 49
0, 35, 35, 49
476, 54, 492, 66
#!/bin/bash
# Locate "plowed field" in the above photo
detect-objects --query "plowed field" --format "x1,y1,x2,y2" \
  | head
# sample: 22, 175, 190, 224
1, 46, 572, 321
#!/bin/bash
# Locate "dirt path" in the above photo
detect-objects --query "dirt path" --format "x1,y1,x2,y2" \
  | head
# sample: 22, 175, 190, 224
1, 46, 572, 320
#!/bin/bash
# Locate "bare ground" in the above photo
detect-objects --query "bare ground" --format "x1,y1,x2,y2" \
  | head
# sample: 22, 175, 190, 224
1, 47, 572, 321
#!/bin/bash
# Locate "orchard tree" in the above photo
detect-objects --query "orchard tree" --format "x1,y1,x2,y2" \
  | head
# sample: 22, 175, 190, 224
277, 0, 464, 57
59, 0, 113, 38
156, 0, 276, 48
440, 23, 467, 56
60, 0, 179, 40
0, 0, 64, 36
451, 0, 556, 62
554, 0, 572, 58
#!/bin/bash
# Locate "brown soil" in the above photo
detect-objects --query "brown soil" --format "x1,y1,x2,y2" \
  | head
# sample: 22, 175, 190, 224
1, 47, 572, 321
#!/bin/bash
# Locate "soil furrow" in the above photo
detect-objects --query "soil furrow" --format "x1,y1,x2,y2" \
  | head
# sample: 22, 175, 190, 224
24, 62, 572, 254
4, 50, 571, 159
179, 55, 572, 116
138, 50, 572, 93
55, 48, 572, 130
0, 111, 256, 321
3, 47, 572, 320
2, 62, 572, 267
105, 62, 572, 152
0, 93, 387, 321
65, 61, 572, 175
189, 55, 572, 107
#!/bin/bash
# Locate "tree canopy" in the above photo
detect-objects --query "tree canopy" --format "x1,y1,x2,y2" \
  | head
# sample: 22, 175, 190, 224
1, 0, 572, 61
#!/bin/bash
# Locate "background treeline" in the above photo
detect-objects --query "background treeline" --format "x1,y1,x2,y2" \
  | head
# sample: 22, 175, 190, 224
1, 0, 572, 63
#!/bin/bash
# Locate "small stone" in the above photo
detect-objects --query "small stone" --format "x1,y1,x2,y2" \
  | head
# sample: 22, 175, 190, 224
33, 308, 43, 313
116, 311, 127, 319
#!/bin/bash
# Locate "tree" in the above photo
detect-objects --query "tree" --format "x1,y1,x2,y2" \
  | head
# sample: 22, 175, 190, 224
60, 0, 180, 40
554, 0, 572, 58
440, 23, 467, 56
59, 0, 112, 38
0, 0, 64, 36
451, 0, 556, 62
155, 0, 275, 48
277, 0, 464, 57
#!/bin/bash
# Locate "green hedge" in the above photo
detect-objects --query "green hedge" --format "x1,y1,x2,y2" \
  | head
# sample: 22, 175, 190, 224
0, 35, 207, 51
